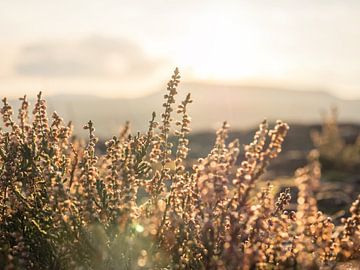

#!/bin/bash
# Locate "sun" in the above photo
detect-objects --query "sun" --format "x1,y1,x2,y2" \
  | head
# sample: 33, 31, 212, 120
170, 11, 274, 83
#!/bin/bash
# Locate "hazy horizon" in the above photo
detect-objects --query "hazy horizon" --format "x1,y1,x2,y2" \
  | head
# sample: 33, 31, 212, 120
1, 1, 360, 99
5, 81, 359, 102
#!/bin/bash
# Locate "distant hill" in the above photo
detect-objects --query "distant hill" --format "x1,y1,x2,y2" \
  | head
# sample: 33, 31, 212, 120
7, 82, 360, 138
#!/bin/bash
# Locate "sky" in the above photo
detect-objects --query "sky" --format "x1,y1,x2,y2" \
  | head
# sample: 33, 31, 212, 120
0, 0, 360, 99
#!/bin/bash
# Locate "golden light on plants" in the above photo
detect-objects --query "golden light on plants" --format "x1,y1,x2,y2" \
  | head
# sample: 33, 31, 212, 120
0, 69, 358, 269
0, 1, 360, 269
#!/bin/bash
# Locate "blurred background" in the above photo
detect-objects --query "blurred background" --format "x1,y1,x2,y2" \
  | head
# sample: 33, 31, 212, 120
1, 0, 360, 136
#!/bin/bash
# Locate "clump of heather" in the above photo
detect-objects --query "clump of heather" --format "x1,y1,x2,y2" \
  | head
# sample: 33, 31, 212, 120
0, 69, 359, 270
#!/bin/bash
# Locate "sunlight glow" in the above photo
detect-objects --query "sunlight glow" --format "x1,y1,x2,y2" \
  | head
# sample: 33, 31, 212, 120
0, 1, 360, 99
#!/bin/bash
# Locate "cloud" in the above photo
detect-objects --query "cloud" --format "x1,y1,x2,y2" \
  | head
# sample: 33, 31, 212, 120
15, 36, 166, 78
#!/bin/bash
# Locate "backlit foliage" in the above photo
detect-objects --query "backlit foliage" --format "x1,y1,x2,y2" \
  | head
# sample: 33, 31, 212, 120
312, 107, 360, 171
0, 69, 359, 269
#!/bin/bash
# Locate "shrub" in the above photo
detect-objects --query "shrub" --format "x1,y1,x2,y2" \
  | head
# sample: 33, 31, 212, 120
311, 107, 360, 172
0, 69, 359, 269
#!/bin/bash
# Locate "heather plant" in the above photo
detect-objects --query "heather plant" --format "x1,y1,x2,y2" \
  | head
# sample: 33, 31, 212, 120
312, 107, 360, 171
0, 69, 359, 269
